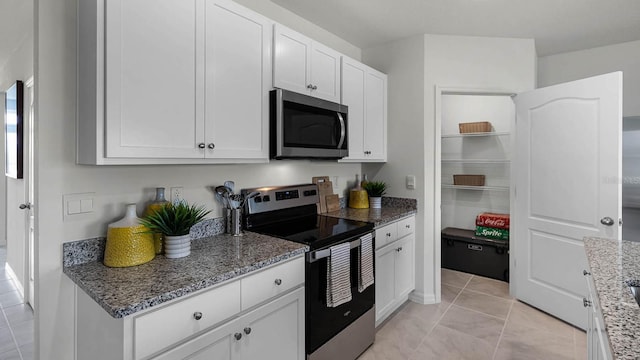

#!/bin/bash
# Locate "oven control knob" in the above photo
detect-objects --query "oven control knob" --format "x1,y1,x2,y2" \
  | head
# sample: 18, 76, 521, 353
234, 333, 242, 340
193, 311, 203, 320
244, 327, 252, 335
274, 278, 282, 286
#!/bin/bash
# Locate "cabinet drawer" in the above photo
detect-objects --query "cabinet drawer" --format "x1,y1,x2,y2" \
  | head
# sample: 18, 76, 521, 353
375, 222, 397, 250
241, 256, 304, 310
134, 280, 241, 360
397, 216, 415, 239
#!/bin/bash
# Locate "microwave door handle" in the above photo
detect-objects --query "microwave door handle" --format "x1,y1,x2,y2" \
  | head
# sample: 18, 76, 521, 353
337, 113, 346, 149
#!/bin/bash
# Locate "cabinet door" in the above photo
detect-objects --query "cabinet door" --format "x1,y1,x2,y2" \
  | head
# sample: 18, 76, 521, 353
153, 318, 237, 360
394, 235, 415, 299
238, 287, 305, 360
273, 25, 310, 95
104, 0, 204, 158
375, 243, 397, 322
341, 57, 366, 160
363, 69, 387, 161
310, 42, 341, 102
205, 0, 271, 160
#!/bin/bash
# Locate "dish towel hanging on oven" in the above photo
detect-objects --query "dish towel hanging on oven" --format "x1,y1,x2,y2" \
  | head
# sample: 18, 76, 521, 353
358, 233, 374, 292
326, 242, 352, 307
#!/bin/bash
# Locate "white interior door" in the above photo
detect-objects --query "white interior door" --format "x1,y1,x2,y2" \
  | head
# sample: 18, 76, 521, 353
23, 78, 34, 309
513, 72, 622, 329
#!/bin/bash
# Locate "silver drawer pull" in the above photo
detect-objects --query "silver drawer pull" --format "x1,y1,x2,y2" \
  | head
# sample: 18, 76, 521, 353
193, 312, 203, 320
234, 332, 242, 340
406, 224, 411, 228
386, 232, 391, 237
583, 269, 591, 276
244, 327, 252, 335
274, 278, 282, 286
583, 298, 592, 307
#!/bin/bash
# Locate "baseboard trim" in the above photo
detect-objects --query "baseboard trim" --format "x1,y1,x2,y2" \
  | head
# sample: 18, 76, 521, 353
409, 291, 436, 305
4, 263, 24, 299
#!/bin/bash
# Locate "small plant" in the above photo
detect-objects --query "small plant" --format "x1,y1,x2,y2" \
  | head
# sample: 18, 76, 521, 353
139, 202, 211, 236
363, 181, 387, 197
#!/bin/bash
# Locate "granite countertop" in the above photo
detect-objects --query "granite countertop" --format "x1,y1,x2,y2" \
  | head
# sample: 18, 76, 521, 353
64, 232, 307, 319
583, 237, 640, 360
325, 197, 417, 227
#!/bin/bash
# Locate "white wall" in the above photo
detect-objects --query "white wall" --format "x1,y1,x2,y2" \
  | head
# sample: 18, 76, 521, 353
538, 40, 640, 117
35, 1, 361, 359
0, 26, 34, 291
363, 34, 535, 304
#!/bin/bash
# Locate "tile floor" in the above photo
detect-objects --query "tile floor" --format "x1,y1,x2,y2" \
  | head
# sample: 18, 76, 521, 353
359, 268, 587, 360
0, 247, 34, 360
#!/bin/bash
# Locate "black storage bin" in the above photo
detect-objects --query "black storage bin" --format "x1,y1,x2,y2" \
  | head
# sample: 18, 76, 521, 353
441, 227, 509, 282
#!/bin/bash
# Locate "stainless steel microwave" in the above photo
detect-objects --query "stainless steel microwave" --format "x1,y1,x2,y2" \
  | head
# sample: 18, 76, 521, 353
270, 88, 348, 159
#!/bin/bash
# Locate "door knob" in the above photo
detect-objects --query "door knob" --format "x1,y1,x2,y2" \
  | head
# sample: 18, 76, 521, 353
600, 217, 615, 226
19, 203, 31, 210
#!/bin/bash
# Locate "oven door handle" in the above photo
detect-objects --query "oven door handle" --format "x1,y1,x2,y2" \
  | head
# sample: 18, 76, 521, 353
307, 238, 362, 263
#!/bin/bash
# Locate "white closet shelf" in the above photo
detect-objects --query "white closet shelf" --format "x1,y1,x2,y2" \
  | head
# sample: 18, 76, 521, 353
441, 184, 510, 191
441, 159, 510, 164
441, 131, 510, 138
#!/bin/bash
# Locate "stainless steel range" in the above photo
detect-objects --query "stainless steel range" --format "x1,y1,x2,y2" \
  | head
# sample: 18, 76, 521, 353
242, 184, 375, 360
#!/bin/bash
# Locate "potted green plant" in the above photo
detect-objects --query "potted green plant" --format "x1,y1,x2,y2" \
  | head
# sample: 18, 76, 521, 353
363, 181, 387, 209
140, 202, 211, 258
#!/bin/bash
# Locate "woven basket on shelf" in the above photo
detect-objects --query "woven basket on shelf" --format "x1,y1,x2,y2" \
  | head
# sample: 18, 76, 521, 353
458, 121, 492, 133
453, 175, 485, 186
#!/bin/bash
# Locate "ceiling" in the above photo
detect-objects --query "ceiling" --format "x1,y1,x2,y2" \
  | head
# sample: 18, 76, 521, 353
271, 0, 640, 56
0, 0, 32, 75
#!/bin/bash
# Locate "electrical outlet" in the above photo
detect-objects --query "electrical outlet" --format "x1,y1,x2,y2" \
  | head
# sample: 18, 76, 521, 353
170, 187, 183, 203
332, 176, 339, 190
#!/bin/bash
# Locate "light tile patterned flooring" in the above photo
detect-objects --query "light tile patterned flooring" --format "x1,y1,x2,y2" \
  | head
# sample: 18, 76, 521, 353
0, 247, 34, 360
359, 268, 587, 360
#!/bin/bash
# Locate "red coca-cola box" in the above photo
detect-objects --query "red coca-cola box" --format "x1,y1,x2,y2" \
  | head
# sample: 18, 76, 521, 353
476, 212, 510, 229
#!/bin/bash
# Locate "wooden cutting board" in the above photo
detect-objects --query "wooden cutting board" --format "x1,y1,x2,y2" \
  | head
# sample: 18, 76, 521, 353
313, 176, 333, 213
325, 194, 340, 212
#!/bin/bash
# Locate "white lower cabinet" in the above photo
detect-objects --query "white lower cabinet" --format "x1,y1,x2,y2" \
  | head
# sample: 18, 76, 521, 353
583, 269, 612, 360
75, 256, 304, 360
375, 216, 415, 326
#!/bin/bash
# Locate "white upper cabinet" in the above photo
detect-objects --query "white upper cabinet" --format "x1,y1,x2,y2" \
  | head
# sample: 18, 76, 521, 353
104, 0, 202, 159
273, 24, 341, 102
77, 0, 271, 164
340, 57, 387, 162
204, 0, 272, 160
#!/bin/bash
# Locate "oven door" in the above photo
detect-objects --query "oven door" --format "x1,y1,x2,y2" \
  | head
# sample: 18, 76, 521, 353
271, 88, 348, 159
305, 234, 375, 354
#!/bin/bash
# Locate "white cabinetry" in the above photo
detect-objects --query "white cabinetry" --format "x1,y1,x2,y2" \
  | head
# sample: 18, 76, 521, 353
375, 216, 415, 326
273, 24, 341, 102
75, 256, 304, 360
78, 0, 271, 164
440, 92, 514, 230
583, 270, 613, 360
340, 57, 387, 162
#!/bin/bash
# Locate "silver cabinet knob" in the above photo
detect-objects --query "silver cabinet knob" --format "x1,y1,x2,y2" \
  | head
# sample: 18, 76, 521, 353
274, 278, 282, 286
600, 217, 615, 226
386, 233, 391, 237
312, 85, 318, 90
198, 143, 206, 149
396, 247, 403, 252
406, 224, 411, 229
19, 203, 31, 210
307, 84, 314, 89
234, 332, 242, 340
207, 143, 215, 149
583, 270, 591, 276
583, 298, 592, 307
244, 327, 252, 335
193, 311, 203, 320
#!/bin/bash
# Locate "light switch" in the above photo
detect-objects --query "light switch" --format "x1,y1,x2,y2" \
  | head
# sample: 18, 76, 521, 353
63, 192, 96, 221
406, 175, 416, 190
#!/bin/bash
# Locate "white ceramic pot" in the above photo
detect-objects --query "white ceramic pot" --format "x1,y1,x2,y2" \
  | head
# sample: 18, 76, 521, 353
369, 197, 382, 209
164, 234, 191, 258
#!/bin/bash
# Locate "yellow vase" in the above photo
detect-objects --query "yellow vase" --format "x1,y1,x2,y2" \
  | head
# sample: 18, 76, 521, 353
104, 204, 155, 268
144, 187, 170, 254
349, 189, 369, 209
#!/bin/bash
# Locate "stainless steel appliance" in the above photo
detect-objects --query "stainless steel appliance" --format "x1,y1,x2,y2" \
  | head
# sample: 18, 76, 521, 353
270, 89, 349, 159
243, 184, 375, 360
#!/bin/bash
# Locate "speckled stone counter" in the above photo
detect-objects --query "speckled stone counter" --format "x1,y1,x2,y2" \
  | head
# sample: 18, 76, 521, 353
325, 197, 417, 227
584, 237, 640, 359
64, 232, 308, 319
